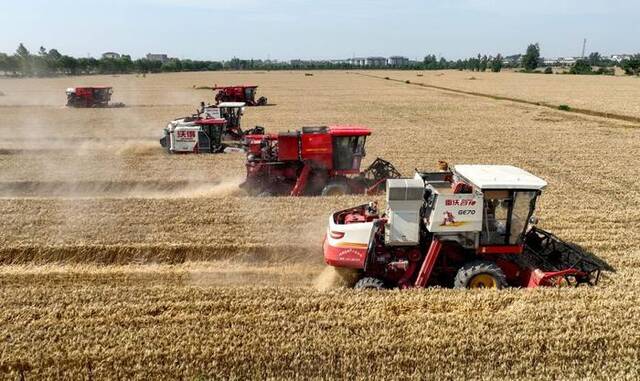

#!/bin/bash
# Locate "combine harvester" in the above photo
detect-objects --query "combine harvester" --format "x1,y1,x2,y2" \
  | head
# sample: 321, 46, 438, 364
213, 85, 268, 106
323, 164, 609, 289
160, 102, 264, 154
66, 87, 125, 108
240, 125, 401, 196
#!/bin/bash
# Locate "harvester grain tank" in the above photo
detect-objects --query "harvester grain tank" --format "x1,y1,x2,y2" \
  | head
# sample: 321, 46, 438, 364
240, 125, 401, 196
323, 164, 609, 289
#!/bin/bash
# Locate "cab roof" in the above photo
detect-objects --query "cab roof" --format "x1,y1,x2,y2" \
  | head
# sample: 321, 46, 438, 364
217, 102, 246, 108
327, 125, 371, 137
195, 118, 227, 125
213, 85, 258, 89
454, 165, 547, 190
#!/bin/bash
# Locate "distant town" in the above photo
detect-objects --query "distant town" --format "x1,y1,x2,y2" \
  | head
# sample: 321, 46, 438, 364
1, 42, 639, 77
101, 52, 637, 68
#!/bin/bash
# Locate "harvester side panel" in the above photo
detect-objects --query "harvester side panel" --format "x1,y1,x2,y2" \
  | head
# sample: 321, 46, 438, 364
277, 133, 300, 161
300, 133, 333, 168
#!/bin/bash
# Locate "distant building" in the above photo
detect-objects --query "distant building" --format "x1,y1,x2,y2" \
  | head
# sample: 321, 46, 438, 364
146, 53, 169, 63
557, 57, 577, 65
348, 57, 366, 67
365, 57, 387, 67
102, 52, 121, 59
502, 54, 522, 66
387, 56, 409, 66
611, 54, 633, 62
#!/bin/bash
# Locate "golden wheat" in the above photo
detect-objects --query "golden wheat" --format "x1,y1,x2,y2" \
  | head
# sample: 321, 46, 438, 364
0, 71, 639, 379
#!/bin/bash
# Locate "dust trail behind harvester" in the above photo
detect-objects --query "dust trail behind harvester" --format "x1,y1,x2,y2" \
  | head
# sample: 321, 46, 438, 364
313, 266, 359, 291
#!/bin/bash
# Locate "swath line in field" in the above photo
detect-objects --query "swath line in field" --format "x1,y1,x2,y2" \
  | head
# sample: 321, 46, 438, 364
355, 72, 640, 125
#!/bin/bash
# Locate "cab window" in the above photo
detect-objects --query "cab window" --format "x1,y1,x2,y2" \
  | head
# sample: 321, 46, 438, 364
333, 136, 366, 170
481, 190, 538, 245
509, 191, 537, 244
481, 190, 511, 245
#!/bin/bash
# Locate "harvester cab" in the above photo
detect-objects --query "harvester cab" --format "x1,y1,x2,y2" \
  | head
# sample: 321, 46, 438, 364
66, 87, 120, 108
213, 85, 268, 106
216, 102, 246, 140
324, 164, 609, 290
241, 125, 401, 196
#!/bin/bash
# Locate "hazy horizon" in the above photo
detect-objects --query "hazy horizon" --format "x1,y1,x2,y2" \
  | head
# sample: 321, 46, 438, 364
1, 0, 637, 61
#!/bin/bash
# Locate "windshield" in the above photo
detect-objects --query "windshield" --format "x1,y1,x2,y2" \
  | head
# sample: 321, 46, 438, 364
481, 190, 537, 245
509, 191, 537, 244
333, 136, 366, 170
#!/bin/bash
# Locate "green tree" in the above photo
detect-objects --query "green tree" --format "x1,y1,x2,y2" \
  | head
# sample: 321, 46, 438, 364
491, 54, 503, 72
16, 43, 30, 59
15, 43, 32, 76
479, 55, 488, 72
588, 52, 601, 66
569, 59, 593, 75
522, 43, 540, 71
620, 55, 640, 75
59, 55, 78, 75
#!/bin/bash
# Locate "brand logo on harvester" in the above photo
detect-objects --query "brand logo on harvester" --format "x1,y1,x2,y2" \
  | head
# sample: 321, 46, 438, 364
338, 249, 363, 262
176, 130, 196, 138
445, 199, 477, 206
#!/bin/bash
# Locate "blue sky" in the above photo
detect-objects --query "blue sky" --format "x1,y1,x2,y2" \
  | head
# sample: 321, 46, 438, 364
0, 0, 637, 60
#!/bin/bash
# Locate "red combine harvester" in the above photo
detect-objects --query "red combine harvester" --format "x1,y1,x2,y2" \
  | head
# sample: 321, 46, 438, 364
65, 87, 124, 108
323, 165, 610, 289
213, 85, 267, 106
241, 125, 401, 196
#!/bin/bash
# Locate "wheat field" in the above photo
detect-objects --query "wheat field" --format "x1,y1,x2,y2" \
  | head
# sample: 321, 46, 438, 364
1, 71, 639, 379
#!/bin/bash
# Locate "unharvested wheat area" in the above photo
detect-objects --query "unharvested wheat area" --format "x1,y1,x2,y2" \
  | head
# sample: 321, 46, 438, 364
1, 71, 639, 379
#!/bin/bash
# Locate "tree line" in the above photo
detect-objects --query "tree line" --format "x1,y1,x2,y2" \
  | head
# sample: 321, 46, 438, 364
1, 43, 638, 77
0, 44, 224, 77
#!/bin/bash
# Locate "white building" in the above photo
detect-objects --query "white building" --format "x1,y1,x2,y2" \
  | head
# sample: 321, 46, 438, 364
146, 53, 169, 63
348, 57, 366, 66
102, 52, 121, 59
611, 54, 633, 62
387, 56, 409, 66
365, 57, 387, 67
557, 57, 578, 65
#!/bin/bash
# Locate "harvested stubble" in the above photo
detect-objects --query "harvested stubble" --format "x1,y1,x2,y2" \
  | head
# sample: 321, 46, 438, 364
369, 69, 640, 119
1, 71, 640, 379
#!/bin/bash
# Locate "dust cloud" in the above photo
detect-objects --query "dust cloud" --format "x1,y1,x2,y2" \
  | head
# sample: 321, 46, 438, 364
313, 266, 359, 291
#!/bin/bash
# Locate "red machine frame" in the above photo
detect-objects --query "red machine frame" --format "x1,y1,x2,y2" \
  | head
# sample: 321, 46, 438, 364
213, 85, 267, 106
241, 125, 400, 196
66, 87, 114, 108
323, 168, 609, 289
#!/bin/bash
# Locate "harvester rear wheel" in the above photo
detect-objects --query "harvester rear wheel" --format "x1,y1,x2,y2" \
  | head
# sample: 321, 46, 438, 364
321, 181, 349, 196
354, 277, 385, 290
454, 261, 507, 289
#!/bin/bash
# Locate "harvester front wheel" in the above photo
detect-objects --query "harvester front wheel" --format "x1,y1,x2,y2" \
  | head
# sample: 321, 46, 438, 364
354, 277, 385, 290
454, 261, 507, 289
321, 182, 349, 196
